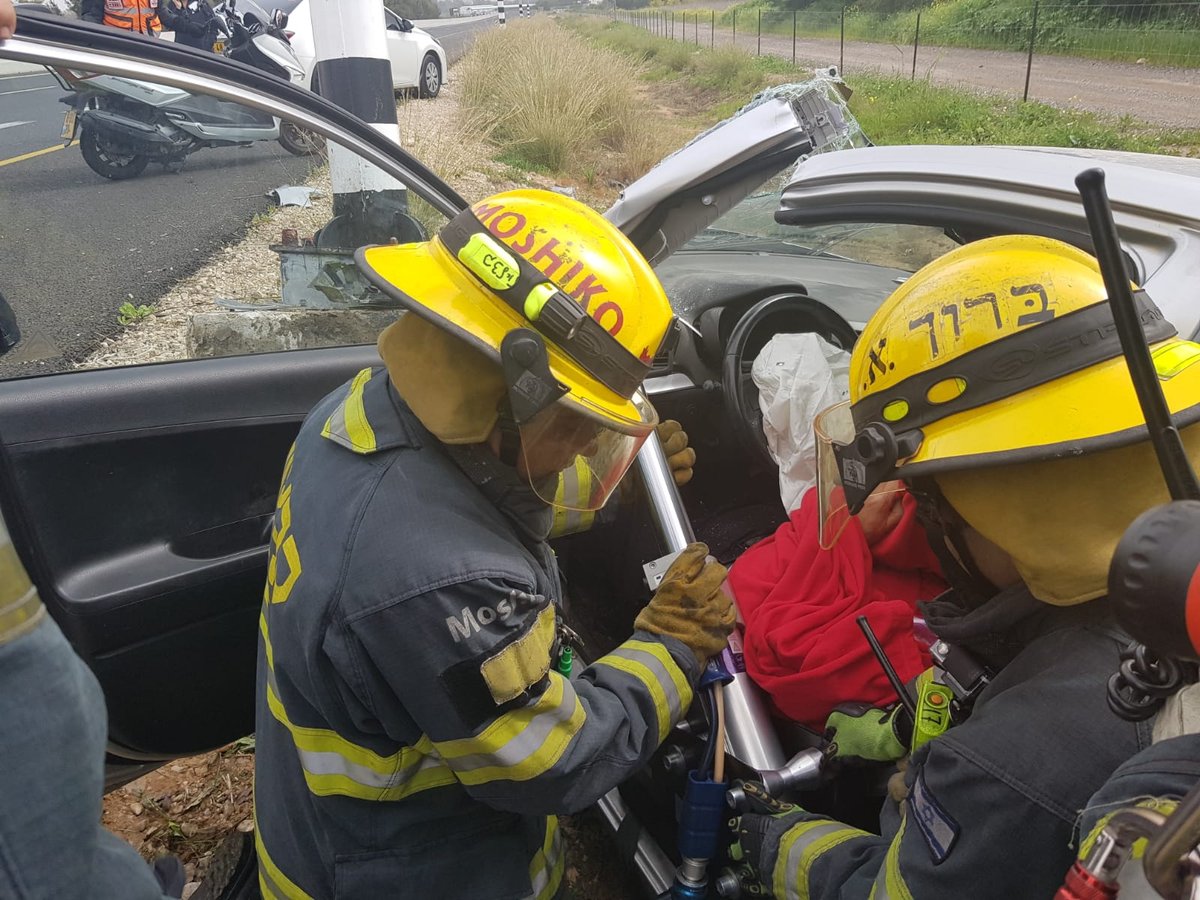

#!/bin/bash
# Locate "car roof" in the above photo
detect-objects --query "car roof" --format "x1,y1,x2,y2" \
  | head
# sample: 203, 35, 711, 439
782, 144, 1200, 225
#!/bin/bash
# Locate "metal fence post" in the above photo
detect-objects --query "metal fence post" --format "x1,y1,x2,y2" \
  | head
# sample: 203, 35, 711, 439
732, 9, 736, 46
1023, 0, 1040, 102
840, 6, 845, 73
672, 10, 675, 40
711, 9, 715, 48
911, 10, 921, 80
757, 9, 761, 55
792, 9, 797, 65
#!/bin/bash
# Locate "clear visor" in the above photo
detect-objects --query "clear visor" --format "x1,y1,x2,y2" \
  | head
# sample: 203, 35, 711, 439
521, 391, 658, 512
815, 400, 905, 549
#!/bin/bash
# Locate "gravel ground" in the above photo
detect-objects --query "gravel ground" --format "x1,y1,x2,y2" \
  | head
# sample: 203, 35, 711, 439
80, 78, 580, 371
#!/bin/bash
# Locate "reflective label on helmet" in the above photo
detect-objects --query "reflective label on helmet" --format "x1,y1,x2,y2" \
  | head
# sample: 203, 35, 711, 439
1153, 341, 1200, 380
458, 232, 520, 291
473, 200, 622, 336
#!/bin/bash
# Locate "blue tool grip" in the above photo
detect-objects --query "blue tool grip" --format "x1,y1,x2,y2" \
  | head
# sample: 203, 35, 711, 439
677, 771, 729, 862
700, 658, 734, 689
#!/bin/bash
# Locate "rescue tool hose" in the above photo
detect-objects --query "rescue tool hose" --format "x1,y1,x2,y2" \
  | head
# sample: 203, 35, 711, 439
714, 682, 727, 784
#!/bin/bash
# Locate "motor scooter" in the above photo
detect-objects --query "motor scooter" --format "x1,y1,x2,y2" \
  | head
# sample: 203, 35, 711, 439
53, 0, 320, 180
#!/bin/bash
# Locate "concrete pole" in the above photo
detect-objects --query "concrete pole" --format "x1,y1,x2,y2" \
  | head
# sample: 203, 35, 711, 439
307, 0, 409, 249
498, 1, 506, 26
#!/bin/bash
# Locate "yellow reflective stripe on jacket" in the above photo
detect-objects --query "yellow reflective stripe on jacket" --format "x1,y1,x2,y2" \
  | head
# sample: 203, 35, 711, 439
550, 457, 596, 537
592, 639, 692, 742
255, 810, 314, 900
527, 815, 566, 900
321, 367, 377, 454
260, 610, 457, 801
772, 819, 871, 900
433, 674, 586, 785
868, 815, 914, 900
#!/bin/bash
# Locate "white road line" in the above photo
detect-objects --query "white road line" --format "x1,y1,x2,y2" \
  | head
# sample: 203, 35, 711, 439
0, 85, 55, 96
0, 73, 47, 81
0, 121, 34, 131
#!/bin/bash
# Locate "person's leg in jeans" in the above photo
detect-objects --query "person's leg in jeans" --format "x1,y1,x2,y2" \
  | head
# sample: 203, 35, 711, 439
0, 515, 173, 900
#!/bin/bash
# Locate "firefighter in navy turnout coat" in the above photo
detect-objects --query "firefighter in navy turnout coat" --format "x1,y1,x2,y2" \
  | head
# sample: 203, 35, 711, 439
252, 189, 735, 899
737, 235, 1200, 900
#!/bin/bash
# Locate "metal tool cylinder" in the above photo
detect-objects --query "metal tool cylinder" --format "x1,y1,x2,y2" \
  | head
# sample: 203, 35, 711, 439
635, 438, 787, 773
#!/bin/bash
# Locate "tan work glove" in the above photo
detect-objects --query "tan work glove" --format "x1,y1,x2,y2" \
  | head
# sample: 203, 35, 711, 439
635, 542, 735, 664
657, 420, 696, 486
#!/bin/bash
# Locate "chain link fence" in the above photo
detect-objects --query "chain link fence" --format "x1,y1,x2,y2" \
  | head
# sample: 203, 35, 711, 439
612, 2, 1200, 116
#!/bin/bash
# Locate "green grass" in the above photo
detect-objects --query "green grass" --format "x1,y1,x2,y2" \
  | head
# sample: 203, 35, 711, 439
643, 0, 1200, 68
570, 20, 1200, 153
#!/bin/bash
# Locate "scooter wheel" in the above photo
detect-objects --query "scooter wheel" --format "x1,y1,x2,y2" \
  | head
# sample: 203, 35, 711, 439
79, 126, 150, 181
278, 122, 325, 157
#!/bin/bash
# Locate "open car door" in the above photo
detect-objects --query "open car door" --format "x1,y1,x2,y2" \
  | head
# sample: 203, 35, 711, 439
0, 12, 465, 779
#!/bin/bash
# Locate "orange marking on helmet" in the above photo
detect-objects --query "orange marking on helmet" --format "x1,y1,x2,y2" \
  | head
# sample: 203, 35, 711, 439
530, 238, 567, 280
593, 301, 624, 336
473, 201, 505, 224
492, 211, 527, 239
470, 201, 625, 337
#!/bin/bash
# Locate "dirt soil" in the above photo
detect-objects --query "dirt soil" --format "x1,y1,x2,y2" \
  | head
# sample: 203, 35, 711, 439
102, 744, 256, 898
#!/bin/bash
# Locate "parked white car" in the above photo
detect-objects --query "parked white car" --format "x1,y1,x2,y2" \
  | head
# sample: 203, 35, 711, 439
277, 0, 446, 98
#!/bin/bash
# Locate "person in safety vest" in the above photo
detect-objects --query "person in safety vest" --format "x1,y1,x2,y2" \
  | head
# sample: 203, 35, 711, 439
81, 0, 160, 35
733, 234, 1200, 900
253, 188, 735, 899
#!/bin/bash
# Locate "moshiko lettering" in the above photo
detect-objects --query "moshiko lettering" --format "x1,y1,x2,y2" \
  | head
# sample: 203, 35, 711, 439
446, 596, 517, 643
472, 201, 624, 336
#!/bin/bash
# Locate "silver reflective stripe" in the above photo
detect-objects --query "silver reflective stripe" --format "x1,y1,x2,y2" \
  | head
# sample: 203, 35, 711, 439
526, 818, 565, 900
556, 464, 583, 534
445, 679, 581, 774
264, 662, 446, 794
258, 868, 289, 900
604, 644, 686, 723
293, 744, 440, 788
781, 821, 847, 900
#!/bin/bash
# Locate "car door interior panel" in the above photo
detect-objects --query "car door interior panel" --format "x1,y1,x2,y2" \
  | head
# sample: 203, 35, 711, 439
0, 345, 379, 756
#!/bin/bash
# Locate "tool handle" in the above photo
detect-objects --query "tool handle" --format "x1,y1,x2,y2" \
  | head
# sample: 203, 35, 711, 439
1075, 168, 1200, 502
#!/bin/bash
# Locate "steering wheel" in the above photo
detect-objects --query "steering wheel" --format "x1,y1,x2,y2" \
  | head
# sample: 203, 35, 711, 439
721, 292, 859, 467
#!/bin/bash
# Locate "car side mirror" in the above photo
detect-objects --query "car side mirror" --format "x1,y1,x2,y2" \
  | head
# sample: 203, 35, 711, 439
272, 8, 288, 29
0, 292, 21, 357
399, 17, 414, 31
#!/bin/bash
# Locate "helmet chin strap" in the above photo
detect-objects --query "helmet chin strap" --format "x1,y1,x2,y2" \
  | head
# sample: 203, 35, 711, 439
908, 477, 1000, 611
496, 401, 523, 469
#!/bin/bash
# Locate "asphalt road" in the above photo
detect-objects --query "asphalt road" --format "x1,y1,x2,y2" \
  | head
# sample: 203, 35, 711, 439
0, 14, 495, 376
415, 14, 498, 65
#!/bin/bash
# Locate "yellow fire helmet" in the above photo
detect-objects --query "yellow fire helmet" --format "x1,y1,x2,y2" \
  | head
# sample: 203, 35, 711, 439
814, 234, 1200, 547
356, 189, 680, 512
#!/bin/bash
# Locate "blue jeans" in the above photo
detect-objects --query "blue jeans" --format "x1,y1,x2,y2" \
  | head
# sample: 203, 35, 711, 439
0, 612, 169, 900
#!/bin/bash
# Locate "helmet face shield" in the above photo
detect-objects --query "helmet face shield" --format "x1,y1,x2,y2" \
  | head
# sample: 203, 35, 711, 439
521, 391, 658, 512
815, 400, 906, 548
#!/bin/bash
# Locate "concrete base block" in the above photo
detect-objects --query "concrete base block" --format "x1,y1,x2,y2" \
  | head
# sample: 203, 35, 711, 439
187, 308, 399, 358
